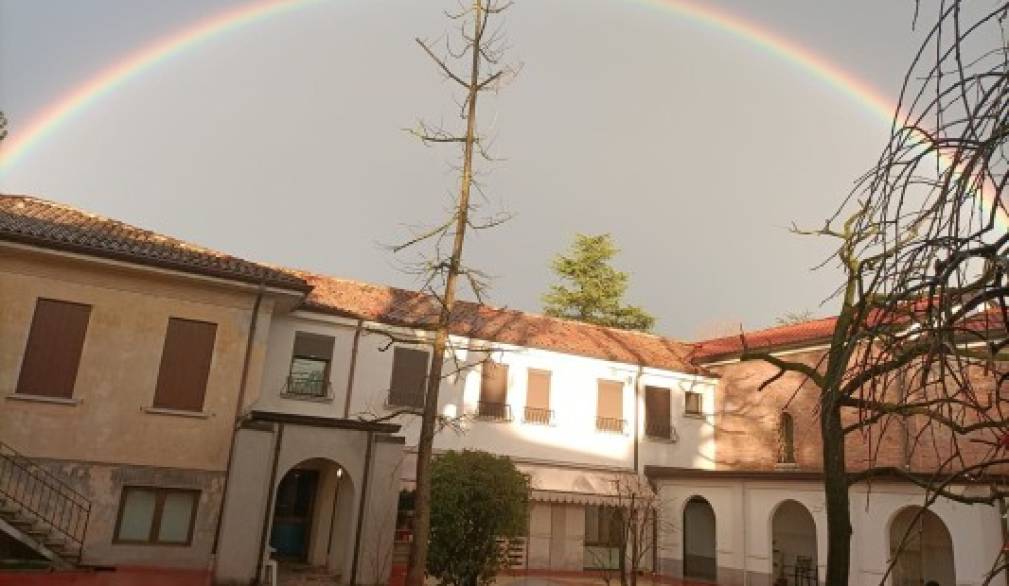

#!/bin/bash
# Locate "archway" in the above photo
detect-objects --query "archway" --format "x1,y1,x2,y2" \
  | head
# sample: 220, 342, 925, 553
771, 500, 817, 586
683, 496, 716, 582
270, 458, 355, 580
889, 506, 955, 586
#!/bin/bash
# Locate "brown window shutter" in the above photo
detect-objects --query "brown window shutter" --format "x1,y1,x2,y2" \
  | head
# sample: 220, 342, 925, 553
389, 347, 429, 407
480, 361, 509, 404
153, 318, 217, 411
645, 386, 671, 437
597, 380, 623, 420
526, 369, 551, 410
292, 332, 335, 361
16, 298, 92, 399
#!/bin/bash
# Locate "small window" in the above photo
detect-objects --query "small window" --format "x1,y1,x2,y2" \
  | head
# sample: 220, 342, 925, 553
524, 369, 552, 425
17, 298, 92, 399
684, 391, 703, 416
778, 412, 796, 464
388, 347, 429, 408
644, 386, 672, 439
114, 487, 199, 545
287, 332, 335, 398
478, 360, 510, 420
596, 379, 625, 433
153, 318, 217, 412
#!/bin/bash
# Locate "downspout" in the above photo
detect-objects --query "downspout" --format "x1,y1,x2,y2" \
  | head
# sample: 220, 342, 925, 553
255, 422, 285, 585
633, 366, 643, 474
350, 430, 376, 586
741, 481, 748, 586
212, 281, 265, 556
343, 319, 364, 418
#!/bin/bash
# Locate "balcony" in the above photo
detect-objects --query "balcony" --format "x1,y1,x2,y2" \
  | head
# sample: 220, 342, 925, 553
523, 406, 554, 426
645, 421, 673, 440
283, 376, 331, 400
596, 416, 626, 434
387, 389, 425, 410
476, 401, 511, 422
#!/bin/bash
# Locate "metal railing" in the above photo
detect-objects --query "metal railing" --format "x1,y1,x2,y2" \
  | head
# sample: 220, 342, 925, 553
645, 421, 672, 439
387, 389, 425, 410
523, 406, 553, 425
283, 376, 331, 399
595, 416, 626, 434
476, 401, 511, 421
0, 441, 90, 563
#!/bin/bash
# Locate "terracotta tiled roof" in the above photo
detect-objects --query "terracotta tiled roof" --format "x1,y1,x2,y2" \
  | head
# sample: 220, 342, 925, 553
0, 194, 309, 291
293, 271, 702, 374
691, 317, 839, 362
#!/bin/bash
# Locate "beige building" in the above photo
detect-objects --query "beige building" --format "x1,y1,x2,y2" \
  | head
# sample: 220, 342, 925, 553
0, 195, 404, 585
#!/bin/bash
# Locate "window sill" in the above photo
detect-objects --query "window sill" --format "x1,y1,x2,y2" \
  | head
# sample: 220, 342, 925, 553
682, 412, 707, 420
774, 462, 799, 470
5, 393, 81, 406
645, 434, 678, 444
142, 406, 210, 419
280, 392, 334, 404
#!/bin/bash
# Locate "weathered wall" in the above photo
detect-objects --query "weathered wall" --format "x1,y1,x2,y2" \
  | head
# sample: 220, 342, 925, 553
0, 246, 269, 472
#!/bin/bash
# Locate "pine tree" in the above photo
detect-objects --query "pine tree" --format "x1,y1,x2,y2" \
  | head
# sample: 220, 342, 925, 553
543, 233, 655, 331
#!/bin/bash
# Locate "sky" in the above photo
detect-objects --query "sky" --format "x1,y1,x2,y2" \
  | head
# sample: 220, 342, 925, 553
0, 0, 942, 339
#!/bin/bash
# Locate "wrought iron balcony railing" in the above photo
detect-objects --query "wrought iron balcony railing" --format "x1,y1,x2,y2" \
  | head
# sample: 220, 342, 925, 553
523, 406, 553, 425
645, 421, 673, 439
476, 401, 511, 421
595, 416, 626, 434
283, 376, 331, 399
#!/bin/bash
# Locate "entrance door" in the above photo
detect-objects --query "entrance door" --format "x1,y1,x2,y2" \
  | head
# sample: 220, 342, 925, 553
271, 469, 320, 560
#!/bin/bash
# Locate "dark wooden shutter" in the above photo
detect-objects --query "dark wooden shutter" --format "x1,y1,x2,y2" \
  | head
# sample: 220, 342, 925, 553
597, 380, 623, 420
389, 347, 428, 407
645, 386, 671, 437
16, 298, 92, 398
526, 369, 551, 410
153, 318, 217, 411
480, 361, 509, 404
293, 332, 334, 361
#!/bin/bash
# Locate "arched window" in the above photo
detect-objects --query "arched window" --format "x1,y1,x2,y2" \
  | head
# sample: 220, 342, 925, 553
778, 412, 795, 464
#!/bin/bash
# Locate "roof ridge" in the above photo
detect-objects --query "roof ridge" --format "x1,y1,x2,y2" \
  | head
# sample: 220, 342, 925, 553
693, 315, 837, 345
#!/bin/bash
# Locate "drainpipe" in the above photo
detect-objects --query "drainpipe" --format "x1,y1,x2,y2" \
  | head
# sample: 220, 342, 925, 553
350, 430, 376, 586
633, 366, 643, 474
212, 281, 265, 557
343, 320, 364, 418
741, 481, 748, 586
326, 467, 344, 558
255, 422, 285, 585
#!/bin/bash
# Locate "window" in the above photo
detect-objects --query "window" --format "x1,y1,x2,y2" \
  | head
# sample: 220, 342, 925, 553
286, 332, 335, 398
584, 505, 622, 547
524, 369, 552, 425
153, 318, 217, 412
478, 360, 510, 420
778, 412, 796, 464
596, 379, 625, 433
114, 487, 199, 545
388, 347, 429, 408
644, 386, 672, 439
684, 391, 703, 416
16, 298, 92, 399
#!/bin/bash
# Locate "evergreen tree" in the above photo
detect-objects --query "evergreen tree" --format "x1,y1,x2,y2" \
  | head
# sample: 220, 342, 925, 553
542, 233, 655, 331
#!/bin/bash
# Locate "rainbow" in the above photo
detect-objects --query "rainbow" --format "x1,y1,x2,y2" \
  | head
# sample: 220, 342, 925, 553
1, 0, 1005, 228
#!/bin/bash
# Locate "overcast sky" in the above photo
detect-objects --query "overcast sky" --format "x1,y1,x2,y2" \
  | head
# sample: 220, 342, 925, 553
0, 0, 941, 339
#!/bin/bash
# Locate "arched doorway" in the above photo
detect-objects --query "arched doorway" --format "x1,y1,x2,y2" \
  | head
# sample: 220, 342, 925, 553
683, 496, 716, 582
270, 458, 355, 580
889, 506, 955, 586
771, 500, 817, 586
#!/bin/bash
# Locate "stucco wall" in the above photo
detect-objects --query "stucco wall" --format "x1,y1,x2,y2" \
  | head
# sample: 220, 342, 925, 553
654, 478, 1005, 586
257, 312, 716, 472
0, 246, 271, 472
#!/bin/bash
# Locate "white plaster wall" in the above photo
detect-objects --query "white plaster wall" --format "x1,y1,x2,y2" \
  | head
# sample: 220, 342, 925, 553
258, 312, 716, 471
654, 479, 1005, 586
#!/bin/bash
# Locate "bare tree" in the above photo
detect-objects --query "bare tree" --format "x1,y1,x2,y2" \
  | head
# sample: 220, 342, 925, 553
399, 3, 518, 585
741, 2, 1009, 584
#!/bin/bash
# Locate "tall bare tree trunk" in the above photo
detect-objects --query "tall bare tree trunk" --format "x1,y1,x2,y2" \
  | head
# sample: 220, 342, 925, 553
407, 3, 487, 584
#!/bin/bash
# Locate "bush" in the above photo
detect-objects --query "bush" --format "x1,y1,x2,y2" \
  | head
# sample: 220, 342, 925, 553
427, 450, 529, 586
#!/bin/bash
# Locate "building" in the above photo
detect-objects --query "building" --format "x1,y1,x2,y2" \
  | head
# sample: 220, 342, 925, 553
0, 194, 1005, 586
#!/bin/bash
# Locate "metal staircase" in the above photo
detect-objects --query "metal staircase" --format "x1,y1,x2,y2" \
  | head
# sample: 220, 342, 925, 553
0, 441, 90, 567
